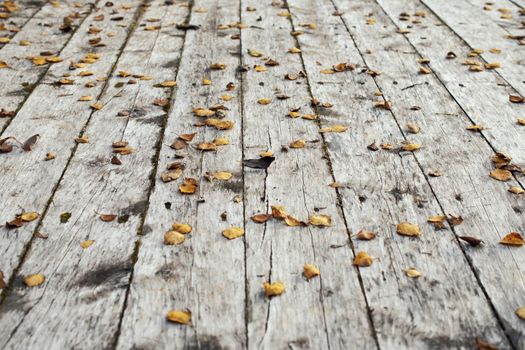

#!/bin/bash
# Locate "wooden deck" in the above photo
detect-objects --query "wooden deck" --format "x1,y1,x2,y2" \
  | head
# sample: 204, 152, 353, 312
0, 0, 524, 348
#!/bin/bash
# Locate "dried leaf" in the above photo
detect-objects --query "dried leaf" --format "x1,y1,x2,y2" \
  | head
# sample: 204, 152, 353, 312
100, 214, 116, 222
508, 186, 524, 194
60, 212, 72, 223
20, 212, 39, 222
303, 264, 320, 279
459, 236, 483, 247
353, 251, 373, 267
22, 134, 40, 151
243, 156, 275, 169
309, 215, 331, 227
172, 223, 192, 234
319, 125, 347, 133
24, 273, 45, 287
516, 307, 525, 320
257, 98, 271, 105
284, 215, 307, 227
251, 214, 271, 223
499, 232, 524, 246
396, 222, 420, 237
405, 268, 423, 278
355, 230, 376, 240
490, 168, 512, 181
271, 205, 288, 219
80, 240, 94, 249
166, 310, 191, 324
179, 178, 198, 194
0, 270, 6, 289
164, 230, 185, 245
290, 139, 306, 149
263, 281, 285, 297
223, 227, 244, 240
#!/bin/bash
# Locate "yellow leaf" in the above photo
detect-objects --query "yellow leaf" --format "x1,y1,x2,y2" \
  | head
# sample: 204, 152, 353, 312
164, 231, 185, 245
223, 227, 244, 240
0, 37, 10, 43
499, 232, 524, 246
24, 273, 45, 287
319, 125, 347, 133
179, 178, 198, 194
516, 307, 525, 320
166, 310, 191, 324
78, 95, 93, 101
353, 251, 373, 267
405, 268, 423, 278
284, 215, 306, 227
254, 65, 267, 72
202, 78, 212, 85
160, 80, 177, 87
90, 102, 103, 110
257, 98, 271, 105
508, 186, 524, 194
20, 212, 39, 222
213, 137, 229, 146
490, 168, 512, 181
289, 47, 301, 53
263, 281, 285, 297
303, 264, 320, 279
172, 223, 192, 234
0, 60, 8, 68
309, 215, 331, 227
80, 240, 94, 249
219, 94, 233, 101
259, 150, 273, 157
290, 139, 306, 149
193, 108, 215, 117
397, 222, 420, 237
248, 49, 263, 57
402, 143, 421, 152
212, 171, 233, 180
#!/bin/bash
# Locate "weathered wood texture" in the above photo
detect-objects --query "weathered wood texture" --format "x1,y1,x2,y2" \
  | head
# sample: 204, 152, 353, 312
0, 0, 524, 349
117, 1, 247, 349
240, 2, 375, 349
287, 0, 514, 348
0, 1, 191, 349
0, 0, 142, 303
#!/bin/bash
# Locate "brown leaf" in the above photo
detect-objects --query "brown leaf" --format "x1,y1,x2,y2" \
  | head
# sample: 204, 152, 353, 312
251, 214, 271, 223
24, 273, 45, 287
303, 264, 320, 279
21, 134, 40, 151
179, 178, 198, 194
355, 230, 376, 240
353, 251, 373, 267
166, 310, 191, 324
243, 157, 275, 169
100, 214, 116, 222
459, 236, 483, 247
499, 232, 524, 246
396, 222, 420, 237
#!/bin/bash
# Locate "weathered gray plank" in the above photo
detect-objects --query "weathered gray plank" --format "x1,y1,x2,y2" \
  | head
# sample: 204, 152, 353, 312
287, 0, 515, 348
0, 0, 142, 294
0, 1, 189, 349
423, 0, 525, 97
240, 1, 375, 349
0, 0, 98, 132
0, 0, 47, 47
464, 0, 525, 37
116, 1, 247, 349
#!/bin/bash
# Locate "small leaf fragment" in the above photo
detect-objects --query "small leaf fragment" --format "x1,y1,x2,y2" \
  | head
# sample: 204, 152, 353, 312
80, 240, 94, 249
164, 231, 185, 245
172, 223, 192, 234
251, 214, 271, 223
499, 232, 524, 246
309, 215, 332, 227
355, 230, 376, 240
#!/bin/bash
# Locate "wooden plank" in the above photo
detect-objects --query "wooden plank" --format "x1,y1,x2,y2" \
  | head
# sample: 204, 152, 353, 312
240, 1, 375, 349
0, 0, 98, 132
0, 2, 190, 348
0, 0, 142, 296
287, 0, 515, 348
116, 1, 247, 349
422, 0, 525, 96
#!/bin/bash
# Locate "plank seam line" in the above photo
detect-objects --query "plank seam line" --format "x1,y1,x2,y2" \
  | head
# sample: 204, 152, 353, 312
283, 1, 380, 349
0, 0, 102, 306
238, 0, 250, 348
338, 0, 517, 346
110, 0, 195, 348
0, 0, 98, 135
374, 1, 522, 346
420, 0, 525, 99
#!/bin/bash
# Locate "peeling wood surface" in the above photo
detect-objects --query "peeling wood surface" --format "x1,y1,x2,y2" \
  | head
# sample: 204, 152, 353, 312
0, 0, 525, 349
